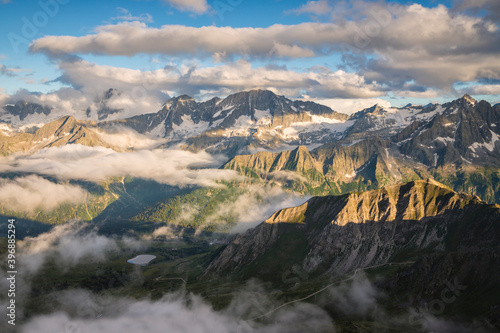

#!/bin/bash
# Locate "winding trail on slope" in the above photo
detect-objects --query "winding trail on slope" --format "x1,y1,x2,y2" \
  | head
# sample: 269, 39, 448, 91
247, 261, 415, 321
154, 277, 187, 284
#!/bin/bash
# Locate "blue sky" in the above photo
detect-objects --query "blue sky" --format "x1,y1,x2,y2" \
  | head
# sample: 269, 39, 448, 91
0, 0, 499, 114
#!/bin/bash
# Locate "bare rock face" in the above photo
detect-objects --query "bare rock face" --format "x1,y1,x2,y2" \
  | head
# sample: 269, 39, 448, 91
3, 101, 52, 121
115, 89, 346, 135
206, 180, 500, 280
0, 116, 112, 155
395, 95, 500, 167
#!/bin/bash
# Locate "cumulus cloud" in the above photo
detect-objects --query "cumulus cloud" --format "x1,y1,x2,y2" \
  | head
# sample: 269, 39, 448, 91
1, 57, 388, 118
29, 2, 500, 94
163, 0, 210, 15
0, 145, 237, 187
0, 175, 87, 212
53, 59, 385, 100
344, 3, 500, 91
29, 21, 351, 59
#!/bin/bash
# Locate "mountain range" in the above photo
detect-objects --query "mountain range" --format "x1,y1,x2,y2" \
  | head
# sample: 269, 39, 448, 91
1, 89, 499, 227
2, 89, 500, 331
2, 89, 499, 158
3, 90, 498, 164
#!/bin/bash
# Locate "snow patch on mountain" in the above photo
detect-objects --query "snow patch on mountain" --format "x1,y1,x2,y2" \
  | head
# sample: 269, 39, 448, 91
470, 130, 500, 152
172, 115, 210, 139
0, 123, 14, 136
281, 119, 355, 140
435, 137, 455, 145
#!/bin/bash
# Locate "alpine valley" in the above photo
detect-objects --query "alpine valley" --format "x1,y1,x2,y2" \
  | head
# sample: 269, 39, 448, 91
1, 90, 500, 332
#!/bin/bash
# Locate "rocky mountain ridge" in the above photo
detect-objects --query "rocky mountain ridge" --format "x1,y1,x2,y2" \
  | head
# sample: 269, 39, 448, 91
0, 116, 113, 155
206, 180, 500, 280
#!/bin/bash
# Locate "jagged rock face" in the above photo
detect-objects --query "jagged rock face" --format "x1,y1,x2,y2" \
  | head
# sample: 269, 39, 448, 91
206, 180, 500, 280
90, 88, 124, 121
112, 90, 348, 150
224, 145, 323, 179
0, 116, 112, 155
343, 103, 436, 141
3, 101, 52, 121
346, 105, 397, 136
223, 138, 399, 195
394, 96, 500, 167
312, 137, 393, 182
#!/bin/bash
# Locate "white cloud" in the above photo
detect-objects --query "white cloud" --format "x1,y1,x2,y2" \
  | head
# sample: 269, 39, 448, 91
163, 0, 210, 14
30, 6, 498, 64
0, 175, 87, 212
307, 97, 392, 114
151, 225, 180, 239
456, 84, 500, 96
31, 21, 341, 59
270, 43, 316, 58
324, 273, 380, 316
286, 0, 332, 16
392, 89, 442, 99
194, 185, 310, 232
18, 221, 121, 274
112, 7, 153, 23
21, 285, 334, 333
0, 144, 237, 187
96, 125, 167, 150
3, 85, 166, 122
55, 59, 385, 100
29, 3, 500, 93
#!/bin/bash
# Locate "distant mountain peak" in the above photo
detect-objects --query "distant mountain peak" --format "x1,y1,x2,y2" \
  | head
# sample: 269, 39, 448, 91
349, 103, 386, 120
104, 88, 119, 100
461, 93, 476, 105
176, 95, 195, 101
3, 100, 52, 121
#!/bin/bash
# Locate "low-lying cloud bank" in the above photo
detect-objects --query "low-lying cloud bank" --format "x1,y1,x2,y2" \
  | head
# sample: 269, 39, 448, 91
20, 286, 335, 333
0, 175, 87, 212
216, 185, 310, 233
17, 221, 144, 275
0, 144, 237, 187
16, 269, 479, 333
